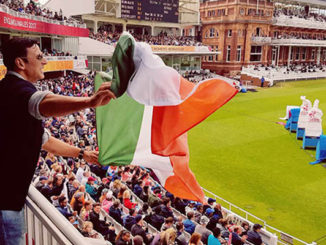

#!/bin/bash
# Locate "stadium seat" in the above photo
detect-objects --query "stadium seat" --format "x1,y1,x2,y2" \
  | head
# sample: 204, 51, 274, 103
302, 131, 321, 149
296, 128, 305, 140
310, 135, 326, 165
285, 108, 300, 132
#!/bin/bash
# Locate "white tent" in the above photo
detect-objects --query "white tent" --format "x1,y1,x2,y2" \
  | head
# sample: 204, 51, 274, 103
78, 37, 114, 57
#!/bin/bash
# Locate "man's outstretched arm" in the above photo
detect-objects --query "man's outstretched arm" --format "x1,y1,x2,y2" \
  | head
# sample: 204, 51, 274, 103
39, 82, 115, 117
42, 136, 100, 165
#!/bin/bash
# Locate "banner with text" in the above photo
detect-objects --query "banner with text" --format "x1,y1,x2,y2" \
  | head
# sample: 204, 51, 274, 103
0, 12, 89, 37
150, 45, 212, 53
43, 60, 74, 72
151, 45, 196, 53
0, 58, 87, 79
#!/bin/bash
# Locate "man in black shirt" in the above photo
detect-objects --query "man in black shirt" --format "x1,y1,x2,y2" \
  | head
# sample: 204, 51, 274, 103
0, 38, 115, 245
247, 224, 264, 245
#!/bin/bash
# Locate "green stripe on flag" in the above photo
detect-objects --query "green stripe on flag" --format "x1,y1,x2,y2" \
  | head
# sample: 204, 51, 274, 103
95, 74, 144, 166
111, 33, 135, 97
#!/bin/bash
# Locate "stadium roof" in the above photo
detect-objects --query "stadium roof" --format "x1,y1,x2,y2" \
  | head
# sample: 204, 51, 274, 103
78, 37, 114, 57
274, 0, 326, 9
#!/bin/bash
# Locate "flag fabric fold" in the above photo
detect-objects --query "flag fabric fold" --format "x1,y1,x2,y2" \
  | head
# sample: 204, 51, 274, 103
95, 32, 238, 203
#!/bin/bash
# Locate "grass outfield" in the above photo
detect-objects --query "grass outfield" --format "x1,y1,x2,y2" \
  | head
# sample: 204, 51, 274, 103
188, 79, 326, 243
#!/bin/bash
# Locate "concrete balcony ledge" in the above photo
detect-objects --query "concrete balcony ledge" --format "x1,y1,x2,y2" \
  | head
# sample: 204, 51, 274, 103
271, 38, 326, 47
251, 36, 272, 44
273, 16, 326, 30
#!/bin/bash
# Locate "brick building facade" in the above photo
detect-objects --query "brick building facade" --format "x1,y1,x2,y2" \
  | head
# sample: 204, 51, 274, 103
200, 0, 326, 77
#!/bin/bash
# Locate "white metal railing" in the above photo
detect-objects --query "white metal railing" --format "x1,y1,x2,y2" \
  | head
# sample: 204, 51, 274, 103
44, 55, 87, 61
241, 66, 326, 85
202, 188, 313, 245
272, 38, 326, 47
0, 3, 86, 29
0, 56, 86, 62
273, 15, 326, 31
251, 36, 272, 44
26, 185, 108, 245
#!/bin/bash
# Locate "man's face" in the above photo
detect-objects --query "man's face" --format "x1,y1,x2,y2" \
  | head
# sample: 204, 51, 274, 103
22, 44, 47, 83
94, 206, 101, 213
122, 233, 131, 242
60, 199, 67, 207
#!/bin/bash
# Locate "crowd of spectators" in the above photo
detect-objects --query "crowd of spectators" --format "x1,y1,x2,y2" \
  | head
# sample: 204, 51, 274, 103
133, 33, 203, 46
42, 48, 72, 56
183, 69, 216, 83
242, 63, 326, 86
32, 72, 265, 244
89, 30, 121, 45
0, 48, 72, 59
0, 0, 83, 25
251, 63, 326, 74
89, 27, 203, 46
274, 7, 326, 23
274, 32, 326, 40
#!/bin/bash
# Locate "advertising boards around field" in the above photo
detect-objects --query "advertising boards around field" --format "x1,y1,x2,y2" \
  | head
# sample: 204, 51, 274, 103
73, 59, 88, 69
0, 59, 86, 79
151, 45, 196, 53
43, 60, 74, 72
0, 65, 6, 80
305, 106, 323, 137
0, 12, 89, 37
298, 96, 312, 129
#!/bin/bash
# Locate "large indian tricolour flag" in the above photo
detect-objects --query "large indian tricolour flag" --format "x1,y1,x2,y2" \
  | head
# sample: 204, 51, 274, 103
95, 33, 238, 203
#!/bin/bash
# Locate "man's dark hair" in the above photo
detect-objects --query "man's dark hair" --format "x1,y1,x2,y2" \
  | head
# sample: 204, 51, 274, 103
212, 227, 221, 238
93, 202, 101, 208
253, 223, 262, 231
165, 217, 174, 224
176, 222, 184, 231
163, 197, 170, 206
129, 208, 136, 216
58, 196, 66, 204
1, 38, 38, 70
187, 211, 194, 219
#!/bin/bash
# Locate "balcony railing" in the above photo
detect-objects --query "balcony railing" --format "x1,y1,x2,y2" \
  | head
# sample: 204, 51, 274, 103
0, 3, 86, 29
273, 15, 326, 31
251, 36, 272, 44
271, 38, 326, 47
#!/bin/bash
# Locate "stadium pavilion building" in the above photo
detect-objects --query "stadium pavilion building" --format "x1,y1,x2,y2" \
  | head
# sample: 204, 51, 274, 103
0, 1, 92, 79
200, 0, 326, 83
0, 1, 317, 245
78, 0, 217, 73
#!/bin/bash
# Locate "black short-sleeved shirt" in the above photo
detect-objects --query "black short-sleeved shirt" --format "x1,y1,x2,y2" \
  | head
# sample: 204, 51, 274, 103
247, 231, 263, 245
0, 74, 44, 210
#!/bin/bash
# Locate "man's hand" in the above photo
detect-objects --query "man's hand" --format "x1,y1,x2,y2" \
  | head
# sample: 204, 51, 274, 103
89, 82, 116, 108
83, 150, 101, 166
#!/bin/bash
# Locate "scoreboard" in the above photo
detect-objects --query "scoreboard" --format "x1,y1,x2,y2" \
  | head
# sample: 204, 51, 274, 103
121, 0, 179, 23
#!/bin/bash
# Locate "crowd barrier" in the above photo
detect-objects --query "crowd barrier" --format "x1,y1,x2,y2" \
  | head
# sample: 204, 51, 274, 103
26, 185, 106, 245
202, 188, 314, 245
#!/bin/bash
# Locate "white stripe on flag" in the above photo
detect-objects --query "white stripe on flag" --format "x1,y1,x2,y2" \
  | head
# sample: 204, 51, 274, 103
130, 105, 173, 186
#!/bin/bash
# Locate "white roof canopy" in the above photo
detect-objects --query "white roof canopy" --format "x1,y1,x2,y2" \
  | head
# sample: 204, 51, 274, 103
43, 0, 94, 16
78, 37, 114, 57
